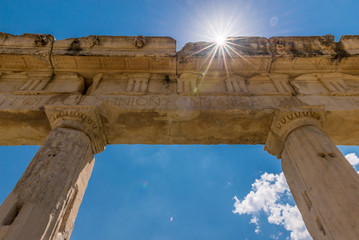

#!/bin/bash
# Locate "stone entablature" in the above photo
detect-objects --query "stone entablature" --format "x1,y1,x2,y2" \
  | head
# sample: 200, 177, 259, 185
0, 33, 176, 76
1, 71, 359, 96
178, 35, 359, 75
1, 33, 359, 147
2, 33, 359, 240
1, 33, 359, 75
0, 71, 84, 95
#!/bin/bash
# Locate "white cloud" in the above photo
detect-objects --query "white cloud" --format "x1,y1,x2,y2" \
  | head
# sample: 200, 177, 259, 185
233, 172, 311, 240
345, 153, 359, 166
250, 216, 260, 233
250, 216, 258, 225
233, 152, 359, 240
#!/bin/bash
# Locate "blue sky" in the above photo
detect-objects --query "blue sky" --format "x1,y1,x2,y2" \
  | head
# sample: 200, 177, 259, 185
1, 0, 359, 239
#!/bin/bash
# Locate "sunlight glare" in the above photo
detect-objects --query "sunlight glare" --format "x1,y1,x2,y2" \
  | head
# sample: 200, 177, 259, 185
182, 2, 255, 95
215, 34, 226, 45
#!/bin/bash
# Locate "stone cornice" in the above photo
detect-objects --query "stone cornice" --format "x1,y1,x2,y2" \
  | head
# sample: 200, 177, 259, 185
1, 33, 359, 75
264, 108, 325, 158
44, 105, 106, 154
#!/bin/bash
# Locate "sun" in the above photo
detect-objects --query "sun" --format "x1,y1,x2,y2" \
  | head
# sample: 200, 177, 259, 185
215, 34, 226, 46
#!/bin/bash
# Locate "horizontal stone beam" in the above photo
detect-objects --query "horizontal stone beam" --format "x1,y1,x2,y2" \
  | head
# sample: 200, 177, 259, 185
0, 93, 359, 146
1, 33, 359, 146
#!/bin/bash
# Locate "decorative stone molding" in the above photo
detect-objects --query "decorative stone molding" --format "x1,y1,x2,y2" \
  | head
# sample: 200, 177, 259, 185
177, 73, 198, 94
269, 75, 294, 94
126, 73, 150, 93
225, 76, 247, 93
44, 105, 106, 154
134, 35, 146, 49
265, 108, 325, 158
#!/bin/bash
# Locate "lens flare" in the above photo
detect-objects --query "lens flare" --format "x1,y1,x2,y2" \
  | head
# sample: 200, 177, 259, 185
215, 35, 226, 45
179, 2, 254, 96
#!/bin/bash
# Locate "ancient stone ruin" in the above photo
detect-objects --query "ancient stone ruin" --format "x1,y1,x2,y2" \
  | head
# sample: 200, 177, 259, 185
0, 33, 359, 239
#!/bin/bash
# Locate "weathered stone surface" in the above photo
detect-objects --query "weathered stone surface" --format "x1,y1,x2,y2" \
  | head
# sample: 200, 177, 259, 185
0, 71, 84, 95
45, 105, 106, 154
51, 35, 176, 78
0, 33, 54, 71
1, 33, 359, 147
264, 108, 325, 158
283, 126, 359, 239
0, 128, 94, 240
339, 35, 359, 55
2, 70, 359, 145
269, 35, 336, 56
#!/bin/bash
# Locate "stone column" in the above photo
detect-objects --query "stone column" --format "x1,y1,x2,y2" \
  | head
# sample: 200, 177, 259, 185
265, 109, 359, 240
0, 106, 106, 240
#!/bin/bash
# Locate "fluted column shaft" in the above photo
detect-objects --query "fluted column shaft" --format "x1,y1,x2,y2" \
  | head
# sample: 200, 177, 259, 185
266, 109, 359, 240
0, 105, 106, 240
282, 125, 359, 239
0, 127, 94, 240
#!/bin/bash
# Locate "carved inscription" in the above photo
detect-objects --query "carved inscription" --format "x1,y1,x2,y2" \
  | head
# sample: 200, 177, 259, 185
0, 95, 82, 109
299, 96, 359, 109
101, 95, 253, 110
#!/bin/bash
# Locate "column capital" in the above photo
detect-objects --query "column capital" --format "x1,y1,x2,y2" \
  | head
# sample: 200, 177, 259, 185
44, 105, 107, 154
265, 107, 325, 158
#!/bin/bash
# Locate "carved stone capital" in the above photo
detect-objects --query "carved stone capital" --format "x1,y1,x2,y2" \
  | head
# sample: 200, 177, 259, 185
45, 105, 106, 154
265, 108, 325, 158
